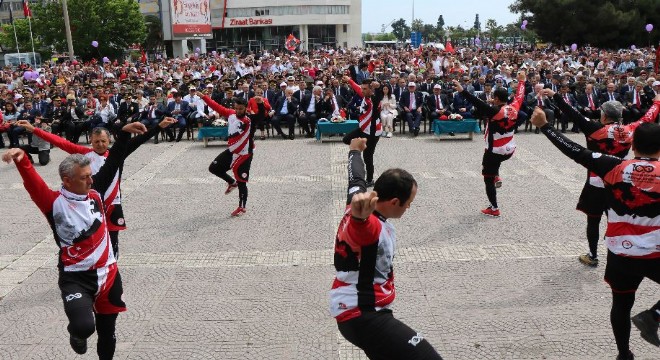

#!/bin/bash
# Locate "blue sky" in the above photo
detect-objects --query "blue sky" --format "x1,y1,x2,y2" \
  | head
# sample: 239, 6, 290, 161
361, 0, 519, 33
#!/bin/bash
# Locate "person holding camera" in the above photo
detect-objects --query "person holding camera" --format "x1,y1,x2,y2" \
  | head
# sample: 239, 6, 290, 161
62, 98, 87, 144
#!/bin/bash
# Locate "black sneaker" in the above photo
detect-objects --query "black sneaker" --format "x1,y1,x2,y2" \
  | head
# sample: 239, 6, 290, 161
70, 335, 87, 354
632, 310, 660, 347
615, 350, 634, 360
578, 253, 599, 267
366, 181, 375, 188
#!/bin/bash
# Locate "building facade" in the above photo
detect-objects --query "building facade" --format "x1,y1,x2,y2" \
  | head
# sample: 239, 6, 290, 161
138, 0, 362, 57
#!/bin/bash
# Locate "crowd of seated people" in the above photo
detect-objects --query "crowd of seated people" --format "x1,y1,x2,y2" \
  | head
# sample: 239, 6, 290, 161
1, 43, 658, 163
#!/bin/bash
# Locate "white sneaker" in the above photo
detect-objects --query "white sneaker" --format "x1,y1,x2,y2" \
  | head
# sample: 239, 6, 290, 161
386, 132, 392, 138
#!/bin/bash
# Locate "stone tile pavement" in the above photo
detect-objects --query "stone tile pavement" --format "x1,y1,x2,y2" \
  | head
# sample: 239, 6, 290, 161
0, 131, 658, 359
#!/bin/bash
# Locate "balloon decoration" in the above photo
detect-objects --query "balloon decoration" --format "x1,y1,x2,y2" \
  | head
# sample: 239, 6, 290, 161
474, 37, 481, 46
495, 43, 501, 50
211, 50, 217, 56
521, 24, 526, 30
646, 24, 654, 32
631, 45, 636, 50
91, 40, 99, 48
571, 43, 578, 51
23, 71, 39, 81
102, 56, 110, 63
522, 20, 528, 25
195, 47, 201, 53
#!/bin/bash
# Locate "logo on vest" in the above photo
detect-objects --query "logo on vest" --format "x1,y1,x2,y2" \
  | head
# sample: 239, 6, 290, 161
621, 240, 633, 249
408, 333, 424, 347
65, 293, 82, 302
117, 218, 125, 226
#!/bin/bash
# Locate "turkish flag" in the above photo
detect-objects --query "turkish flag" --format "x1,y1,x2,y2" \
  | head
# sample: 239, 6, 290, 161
141, 49, 147, 64
445, 40, 455, 54
23, 0, 31, 18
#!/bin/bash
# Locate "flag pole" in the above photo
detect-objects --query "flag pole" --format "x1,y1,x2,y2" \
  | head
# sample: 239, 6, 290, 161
27, 14, 36, 66
10, 9, 21, 61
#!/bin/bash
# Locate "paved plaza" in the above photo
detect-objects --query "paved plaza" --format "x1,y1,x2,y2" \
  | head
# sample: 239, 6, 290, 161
0, 130, 658, 359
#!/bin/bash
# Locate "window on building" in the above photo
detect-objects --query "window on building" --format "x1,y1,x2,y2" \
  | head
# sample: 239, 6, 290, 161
343, 25, 347, 33
228, 5, 348, 18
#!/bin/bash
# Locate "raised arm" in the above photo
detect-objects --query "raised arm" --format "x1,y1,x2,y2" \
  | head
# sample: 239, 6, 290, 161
509, 76, 527, 112
532, 109, 621, 179
201, 94, 234, 118
92, 123, 147, 194
344, 76, 363, 98
550, 91, 603, 136
345, 139, 368, 205
628, 97, 660, 132
19, 121, 91, 155
457, 84, 498, 117
3, 149, 58, 214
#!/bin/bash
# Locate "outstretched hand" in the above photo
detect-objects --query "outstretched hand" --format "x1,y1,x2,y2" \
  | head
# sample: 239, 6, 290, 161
543, 89, 556, 98
122, 122, 147, 135
2, 148, 25, 164
158, 117, 177, 129
530, 107, 548, 128
351, 191, 378, 220
16, 120, 35, 133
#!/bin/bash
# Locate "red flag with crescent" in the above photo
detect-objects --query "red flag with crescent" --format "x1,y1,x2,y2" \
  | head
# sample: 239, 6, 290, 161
285, 34, 300, 51
23, 0, 31, 18
445, 40, 455, 54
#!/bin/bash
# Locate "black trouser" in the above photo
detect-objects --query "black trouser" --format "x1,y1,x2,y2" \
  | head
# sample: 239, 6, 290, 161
586, 216, 601, 258
249, 114, 266, 132
19, 144, 50, 165
343, 129, 379, 183
109, 231, 119, 260
272, 113, 296, 136
482, 151, 511, 208
338, 311, 443, 360
605, 251, 660, 356
209, 150, 252, 207
60, 269, 125, 360
299, 112, 318, 134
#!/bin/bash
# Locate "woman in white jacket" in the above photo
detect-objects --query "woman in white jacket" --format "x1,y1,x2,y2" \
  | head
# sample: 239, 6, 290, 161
379, 84, 397, 138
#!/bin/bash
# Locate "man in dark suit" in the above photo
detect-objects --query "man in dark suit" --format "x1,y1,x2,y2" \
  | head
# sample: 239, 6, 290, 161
32, 94, 49, 117
399, 82, 424, 136
525, 83, 555, 132
165, 91, 191, 142
272, 88, 299, 140
618, 77, 636, 99
298, 86, 324, 137
623, 82, 649, 124
419, 77, 436, 94
140, 94, 166, 143
600, 82, 622, 103
556, 84, 579, 132
236, 83, 254, 102
331, 78, 351, 109
427, 84, 452, 122
577, 84, 601, 120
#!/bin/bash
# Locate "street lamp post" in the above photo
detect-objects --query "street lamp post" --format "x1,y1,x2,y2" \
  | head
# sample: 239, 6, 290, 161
62, 0, 75, 61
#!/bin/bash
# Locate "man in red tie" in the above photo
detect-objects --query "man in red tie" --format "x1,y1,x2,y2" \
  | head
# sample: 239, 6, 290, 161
578, 84, 601, 120
399, 82, 423, 136
624, 82, 649, 124
427, 84, 451, 122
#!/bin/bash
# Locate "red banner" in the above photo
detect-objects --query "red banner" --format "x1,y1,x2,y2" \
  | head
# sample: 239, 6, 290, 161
655, 45, 660, 74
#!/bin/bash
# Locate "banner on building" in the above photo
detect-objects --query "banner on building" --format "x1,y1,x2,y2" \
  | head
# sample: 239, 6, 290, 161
171, 0, 212, 38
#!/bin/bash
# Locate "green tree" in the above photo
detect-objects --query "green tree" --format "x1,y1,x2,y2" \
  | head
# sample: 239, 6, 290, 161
485, 19, 503, 43
411, 19, 424, 33
510, 0, 659, 47
422, 24, 438, 42
473, 14, 481, 31
143, 14, 164, 55
391, 18, 410, 42
437, 15, 445, 30
0, 19, 41, 52
374, 33, 396, 41
33, 0, 146, 61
